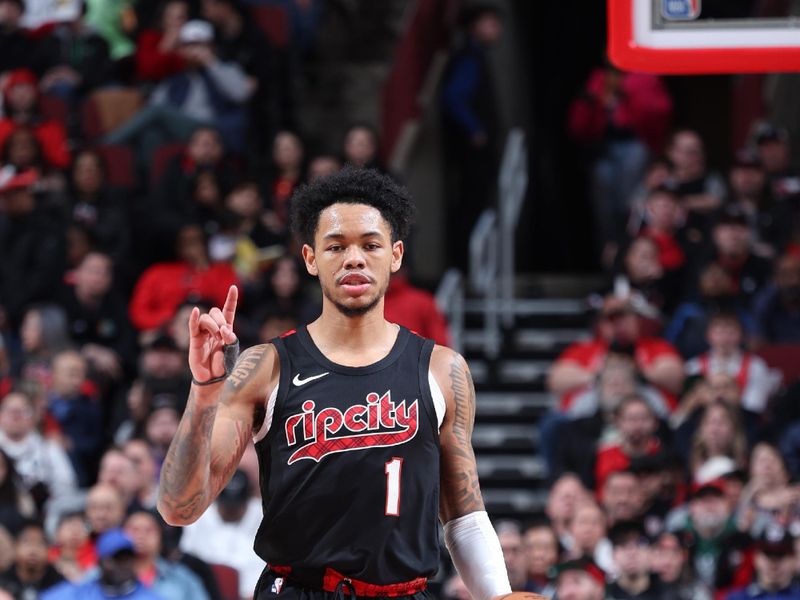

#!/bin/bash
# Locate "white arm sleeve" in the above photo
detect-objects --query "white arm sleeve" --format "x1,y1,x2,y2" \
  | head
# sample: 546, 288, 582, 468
443, 511, 512, 600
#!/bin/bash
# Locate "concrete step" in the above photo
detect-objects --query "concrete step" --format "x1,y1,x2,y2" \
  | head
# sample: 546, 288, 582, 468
472, 424, 539, 452
467, 359, 552, 387
513, 328, 590, 352
476, 455, 546, 482
475, 392, 555, 419
482, 488, 549, 516
464, 327, 588, 357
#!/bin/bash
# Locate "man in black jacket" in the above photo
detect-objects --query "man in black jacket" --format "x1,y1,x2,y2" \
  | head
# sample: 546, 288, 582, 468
0, 169, 65, 329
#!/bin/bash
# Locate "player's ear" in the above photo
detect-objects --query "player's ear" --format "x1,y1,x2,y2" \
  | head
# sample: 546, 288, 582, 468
390, 240, 403, 273
301, 244, 318, 276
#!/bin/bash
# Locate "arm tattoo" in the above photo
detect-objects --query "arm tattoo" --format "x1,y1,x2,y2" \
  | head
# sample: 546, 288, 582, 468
228, 345, 268, 388
442, 353, 484, 518
159, 344, 270, 522
159, 393, 218, 520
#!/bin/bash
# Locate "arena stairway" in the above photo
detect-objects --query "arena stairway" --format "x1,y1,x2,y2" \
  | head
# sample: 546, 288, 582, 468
463, 300, 593, 521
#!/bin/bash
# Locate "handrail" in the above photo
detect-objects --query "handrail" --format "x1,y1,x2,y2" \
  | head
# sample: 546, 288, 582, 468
498, 128, 529, 327
469, 209, 500, 358
459, 129, 528, 358
434, 268, 465, 353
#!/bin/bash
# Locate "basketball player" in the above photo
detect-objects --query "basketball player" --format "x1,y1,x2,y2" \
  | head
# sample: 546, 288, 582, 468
157, 168, 539, 600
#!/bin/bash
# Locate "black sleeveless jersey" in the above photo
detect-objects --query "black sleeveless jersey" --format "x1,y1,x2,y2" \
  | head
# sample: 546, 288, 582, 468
253, 325, 441, 586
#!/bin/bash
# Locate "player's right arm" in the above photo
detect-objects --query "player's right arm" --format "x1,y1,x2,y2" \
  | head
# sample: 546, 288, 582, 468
157, 285, 278, 526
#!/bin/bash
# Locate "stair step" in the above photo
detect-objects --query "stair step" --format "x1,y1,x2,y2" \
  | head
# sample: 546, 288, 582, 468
514, 328, 590, 351
464, 329, 586, 359
477, 455, 546, 482
467, 359, 553, 386
498, 360, 552, 383
482, 488, 549, 515
475, 392, 554, 419
468, 359, 490, 385
472, 424, 539, 451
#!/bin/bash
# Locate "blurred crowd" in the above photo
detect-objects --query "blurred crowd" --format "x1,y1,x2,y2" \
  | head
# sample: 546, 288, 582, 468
0, 1, 454, 599
440, 64, 800, 600
8, 0, 800, 599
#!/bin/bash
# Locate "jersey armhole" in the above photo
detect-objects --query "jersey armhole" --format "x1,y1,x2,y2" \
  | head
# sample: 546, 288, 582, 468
253, 339, 291, 446
428, 370, 446, 432
253, 383, 278, 443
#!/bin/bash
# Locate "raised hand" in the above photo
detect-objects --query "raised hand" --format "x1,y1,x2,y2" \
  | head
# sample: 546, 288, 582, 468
188, 285, 238, 384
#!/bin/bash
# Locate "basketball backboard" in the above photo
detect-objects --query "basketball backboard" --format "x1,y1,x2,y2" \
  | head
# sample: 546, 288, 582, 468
608, 0, 800, 74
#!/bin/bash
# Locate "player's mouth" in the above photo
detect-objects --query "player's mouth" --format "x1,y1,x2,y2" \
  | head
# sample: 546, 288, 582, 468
338, 272, 372, 296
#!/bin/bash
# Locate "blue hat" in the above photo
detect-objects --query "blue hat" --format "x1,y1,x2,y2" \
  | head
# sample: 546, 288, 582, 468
96, 528, 135, 559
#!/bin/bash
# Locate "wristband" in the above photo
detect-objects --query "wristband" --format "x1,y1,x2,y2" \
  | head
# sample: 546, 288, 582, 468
192, 374, 227, 386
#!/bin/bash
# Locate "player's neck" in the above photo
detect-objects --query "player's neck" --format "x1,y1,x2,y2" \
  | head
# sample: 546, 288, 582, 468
309, 303, 398, 361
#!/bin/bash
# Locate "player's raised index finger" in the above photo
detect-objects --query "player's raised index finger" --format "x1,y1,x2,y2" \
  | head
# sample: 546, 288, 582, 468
222, 285, 238, 325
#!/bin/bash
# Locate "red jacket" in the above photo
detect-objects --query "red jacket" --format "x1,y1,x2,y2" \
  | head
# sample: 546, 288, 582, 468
595, 437, 661, 494
0, 118, 71, 169
135, 29, 187, 82
556, 337, 680, 411
384, 275, 451, 347
129, 261, 240, 331
568, 69, 673, 153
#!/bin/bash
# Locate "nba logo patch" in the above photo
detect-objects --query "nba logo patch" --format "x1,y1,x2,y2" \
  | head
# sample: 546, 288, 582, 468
661, 0, 701, 20
271, 578, 284, 594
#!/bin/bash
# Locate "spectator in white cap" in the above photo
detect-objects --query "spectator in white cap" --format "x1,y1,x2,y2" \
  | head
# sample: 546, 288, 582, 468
104, 18, 255, 170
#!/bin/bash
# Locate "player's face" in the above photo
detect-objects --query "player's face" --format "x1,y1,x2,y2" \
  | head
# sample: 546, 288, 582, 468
303, 203, 403, 318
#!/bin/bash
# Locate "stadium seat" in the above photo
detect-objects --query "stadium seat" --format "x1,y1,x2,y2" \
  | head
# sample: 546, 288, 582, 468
80, 88, 143, 140
756, 343, 800, 385
149, 142, 185, 189
210, 563, 240, 600
38, 94, 69, 124
249, 4, 290, 48
93, 144, 135, 190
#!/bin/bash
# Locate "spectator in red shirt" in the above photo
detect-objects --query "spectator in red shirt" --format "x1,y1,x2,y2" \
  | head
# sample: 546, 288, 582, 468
548, 294, 684, 411
135, 0, 189, 82
129, 223, 240, 333
384, 268, 451, 347
0, 69, 71, 170
640, 186, 687, 272
595, 395, 662, 492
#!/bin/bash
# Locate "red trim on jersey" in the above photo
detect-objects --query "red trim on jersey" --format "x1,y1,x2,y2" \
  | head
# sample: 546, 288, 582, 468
322, 568, 427, 597
280, 329, 297, 338
268, 566, 428, 597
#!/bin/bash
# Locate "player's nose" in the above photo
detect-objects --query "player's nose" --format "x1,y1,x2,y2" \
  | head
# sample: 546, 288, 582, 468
342, 245, 366, 268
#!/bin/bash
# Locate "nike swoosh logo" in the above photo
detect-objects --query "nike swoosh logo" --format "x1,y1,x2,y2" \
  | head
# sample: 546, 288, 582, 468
292, 372, 330, 386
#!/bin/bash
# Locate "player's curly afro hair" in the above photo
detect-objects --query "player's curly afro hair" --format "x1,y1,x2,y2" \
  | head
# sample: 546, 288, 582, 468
290, 166, 415, 247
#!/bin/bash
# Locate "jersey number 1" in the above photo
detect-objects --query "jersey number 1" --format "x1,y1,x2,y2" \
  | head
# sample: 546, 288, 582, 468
384, 458, 403, 516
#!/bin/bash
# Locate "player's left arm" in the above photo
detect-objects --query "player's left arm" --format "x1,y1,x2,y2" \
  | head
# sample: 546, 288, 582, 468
432, 346, 543, 600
